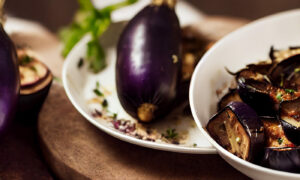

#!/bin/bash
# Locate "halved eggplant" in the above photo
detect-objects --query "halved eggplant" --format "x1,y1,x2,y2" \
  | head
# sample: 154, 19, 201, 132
217, 89, 242, 111
270, 54, 300, 90
262, 147, 300, 173
17, 49, 53, 119
279, 98, 300, 145
207, 102, 265, 162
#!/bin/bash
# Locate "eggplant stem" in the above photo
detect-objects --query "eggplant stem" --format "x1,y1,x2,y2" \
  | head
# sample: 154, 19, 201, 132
137, 103, 157, 122
152, 0, 176, 8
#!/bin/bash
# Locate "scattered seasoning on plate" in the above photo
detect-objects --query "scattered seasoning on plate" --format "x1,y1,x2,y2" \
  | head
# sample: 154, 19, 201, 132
77, 58, 84, 68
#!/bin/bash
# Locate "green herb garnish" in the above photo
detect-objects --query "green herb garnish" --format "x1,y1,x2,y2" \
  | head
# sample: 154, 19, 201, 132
53, 76, 62, 83
102, 99, 108, 108
277, 138, 283, 145
78, 58, 84, 68
280, 74, 284, 87
193, 143, 197, 147
276, 93, 282, 102
20, 55, 33, 66
93, 89, 103, 97
295, 68, 300, 73
59, 0, 138, 73
29, 66, 37, 72
163, 128, 178, 139
285, 89, 295, 94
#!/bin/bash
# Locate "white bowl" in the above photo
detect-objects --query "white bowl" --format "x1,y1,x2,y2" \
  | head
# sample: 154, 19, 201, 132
189, 9, 300, 180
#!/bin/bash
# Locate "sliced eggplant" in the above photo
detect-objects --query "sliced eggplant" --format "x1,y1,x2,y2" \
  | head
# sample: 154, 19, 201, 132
217, 89, 242, 111
270, 54, 300, 90
261, 116, 295, 148
279, 98, 300, 145
17, 49, 53, 119
207, 102, 265, 162
262, 147, 300, 173
237, 77, 275, 116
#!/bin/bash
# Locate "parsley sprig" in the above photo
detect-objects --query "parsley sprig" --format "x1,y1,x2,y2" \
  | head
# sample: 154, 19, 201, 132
59, 0, 138, 73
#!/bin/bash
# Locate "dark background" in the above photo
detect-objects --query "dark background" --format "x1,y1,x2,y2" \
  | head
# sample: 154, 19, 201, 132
5, 0, 300, 32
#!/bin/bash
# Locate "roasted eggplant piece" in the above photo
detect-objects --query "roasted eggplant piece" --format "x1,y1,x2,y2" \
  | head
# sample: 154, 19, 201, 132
116, 0, 181, 122
261, 116, 295, 148
217, 89, 242, 111
17, 49, 53, 119
237, 78, 275, 116
207, 102, 265, 162
262, 147, 300, 173
270, 54, 300, 90
279, 98, 300, 145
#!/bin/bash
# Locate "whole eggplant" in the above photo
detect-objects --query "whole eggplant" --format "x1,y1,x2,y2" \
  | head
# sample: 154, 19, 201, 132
116, 0, 181, 122
0, 24, 19, 134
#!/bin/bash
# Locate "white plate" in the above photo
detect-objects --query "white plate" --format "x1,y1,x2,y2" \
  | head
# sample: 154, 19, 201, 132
190, 9, 300, 180
62, 2, 215, 154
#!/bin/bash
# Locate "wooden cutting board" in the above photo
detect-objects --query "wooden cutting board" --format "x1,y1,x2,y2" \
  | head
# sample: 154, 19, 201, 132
38, 16, 250, 179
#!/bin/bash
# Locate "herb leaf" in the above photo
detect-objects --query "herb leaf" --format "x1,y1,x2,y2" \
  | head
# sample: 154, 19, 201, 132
285, 89, 295, 94
277, 138, 283, 145
163, 128, 178, 139
59, 0, 137, 73
93, 89, 103, 97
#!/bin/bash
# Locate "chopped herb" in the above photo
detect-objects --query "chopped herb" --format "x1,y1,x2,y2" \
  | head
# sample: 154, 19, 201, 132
93, 89, 103, 97
112, 113, 117, 119
193, 143, 197, 147
77, 58, 84, 68
285, 89, 295, 94
96, 81, 100, 89
163, 128, 178, 139
277, 138, 283, 145
59, 0, 138, 73
276, 93, 282, 102
280, 74, 284, 87
29, 66, 37, 72
295, 68, 300, 73
102, 99, 108, 108
53, 76, 62, 83
20, 55, 33, 65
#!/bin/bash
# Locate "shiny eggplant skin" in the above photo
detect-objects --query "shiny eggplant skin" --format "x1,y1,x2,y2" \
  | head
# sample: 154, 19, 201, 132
262, 147, 300, 173
207, 102, 265, 162
270, 54, 300, 90
279, 98, 300, 145
116, 3, 181, 122
217, 89, 242, 111
0, 25, 19, 134
237, 78, 275, 116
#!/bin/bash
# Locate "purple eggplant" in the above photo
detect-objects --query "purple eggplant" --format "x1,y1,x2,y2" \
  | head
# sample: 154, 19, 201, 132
0, 24, 19, 134
217, 89, 242, 111
116, 0, 181, 122
207, 102, 265, 162
17, 49, 52, 120
279, 98, 300, 145
270, 54, 300, 90
262, 147, 300, 173
237, 77, 276, 116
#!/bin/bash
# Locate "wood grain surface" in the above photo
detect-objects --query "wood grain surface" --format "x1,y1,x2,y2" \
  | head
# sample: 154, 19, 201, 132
37, 16, 250, 179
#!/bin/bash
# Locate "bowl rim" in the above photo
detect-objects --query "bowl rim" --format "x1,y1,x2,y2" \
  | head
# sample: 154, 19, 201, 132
189, 8, 300, 177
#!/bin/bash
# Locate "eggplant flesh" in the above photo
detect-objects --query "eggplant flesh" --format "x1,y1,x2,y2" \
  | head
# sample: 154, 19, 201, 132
207, 102, 265, 162
261, 116, 295, 148
262, 147, 300, 173
279, 98, 300, 145
116, 2, 181, 122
